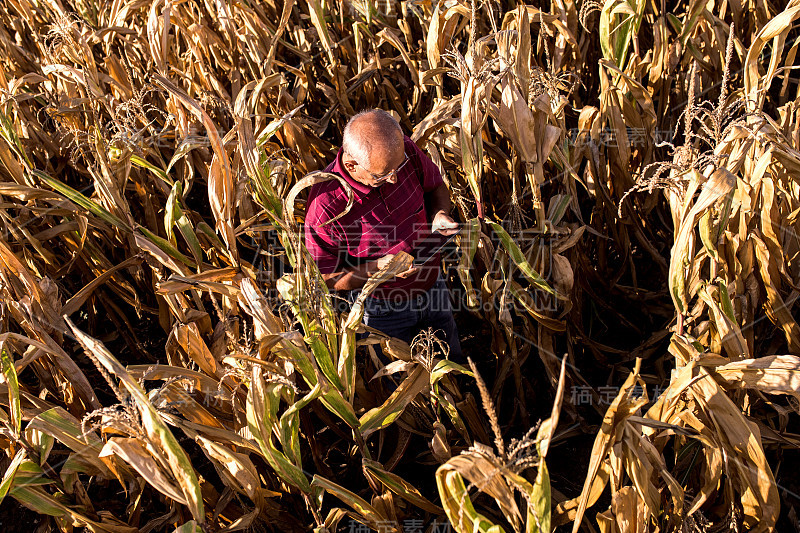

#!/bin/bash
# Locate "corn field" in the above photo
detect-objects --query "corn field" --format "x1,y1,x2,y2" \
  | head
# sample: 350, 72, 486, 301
0, 0, 799, 530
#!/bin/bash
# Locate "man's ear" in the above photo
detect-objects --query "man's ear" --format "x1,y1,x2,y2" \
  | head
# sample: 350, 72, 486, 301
342, 158, 357, 172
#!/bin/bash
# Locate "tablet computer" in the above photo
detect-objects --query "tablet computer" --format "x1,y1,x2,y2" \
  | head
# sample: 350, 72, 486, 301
412, 229, 460, 267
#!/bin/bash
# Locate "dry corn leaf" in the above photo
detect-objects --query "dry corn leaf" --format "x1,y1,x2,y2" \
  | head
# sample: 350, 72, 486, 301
571, 360, 645, 533
100, 437, 187, 505
704, 355, 800, 398
359, 364, 429, 438
67, 319, 205, 523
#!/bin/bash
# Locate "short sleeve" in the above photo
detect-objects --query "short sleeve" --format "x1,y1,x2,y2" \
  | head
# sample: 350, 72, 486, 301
304, 224, 343, 274
304, 192, 345, 275
406, 137, 444, 193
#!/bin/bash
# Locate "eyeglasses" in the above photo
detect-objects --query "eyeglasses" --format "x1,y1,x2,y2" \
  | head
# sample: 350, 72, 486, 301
363, 153, 410, 182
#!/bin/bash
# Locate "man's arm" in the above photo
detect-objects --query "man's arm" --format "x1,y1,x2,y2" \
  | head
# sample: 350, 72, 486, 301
321, 261, 378, 291
321, 255, 417, 291
427, 183, 451, 220
426, 183, 459, 235
412, 138, 455, 230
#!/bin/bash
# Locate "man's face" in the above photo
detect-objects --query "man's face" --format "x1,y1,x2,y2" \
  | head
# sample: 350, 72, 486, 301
343, 135, 407, 187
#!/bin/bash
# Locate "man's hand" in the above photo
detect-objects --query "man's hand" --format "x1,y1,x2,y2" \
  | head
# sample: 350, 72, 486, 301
375, 254, 418, 279
322, 255, 415, 291
432, 210, 459, 236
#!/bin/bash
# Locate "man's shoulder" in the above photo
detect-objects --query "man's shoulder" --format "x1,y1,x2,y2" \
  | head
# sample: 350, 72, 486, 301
402, 135, 421, 154
309, 177, 345, 199
307, 177, 350, 226
402, 135, 432, 169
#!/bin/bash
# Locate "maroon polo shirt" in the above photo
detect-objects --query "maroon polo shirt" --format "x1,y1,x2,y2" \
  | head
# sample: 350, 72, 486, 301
304, 136, 444, 300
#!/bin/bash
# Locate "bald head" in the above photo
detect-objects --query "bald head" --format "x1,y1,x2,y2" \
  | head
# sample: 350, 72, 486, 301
342, 109, 403, 168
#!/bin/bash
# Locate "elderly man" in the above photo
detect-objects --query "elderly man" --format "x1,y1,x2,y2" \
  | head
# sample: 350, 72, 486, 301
304, 109, 462, 361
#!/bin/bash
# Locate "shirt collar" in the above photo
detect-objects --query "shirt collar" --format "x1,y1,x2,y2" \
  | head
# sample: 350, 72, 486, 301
332, 148, 373, 196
